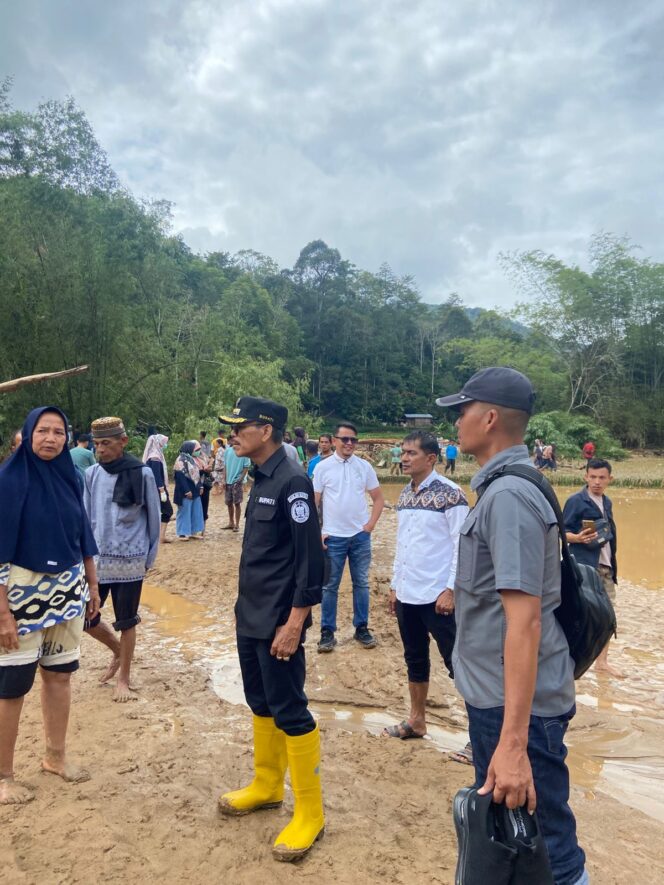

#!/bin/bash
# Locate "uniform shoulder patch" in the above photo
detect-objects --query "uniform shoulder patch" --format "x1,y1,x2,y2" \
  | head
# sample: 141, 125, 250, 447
290, 499, 310, 523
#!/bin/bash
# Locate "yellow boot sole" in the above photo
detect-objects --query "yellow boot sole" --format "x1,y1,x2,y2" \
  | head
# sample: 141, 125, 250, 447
272, 826, 325, 862
218, 796, 283, 817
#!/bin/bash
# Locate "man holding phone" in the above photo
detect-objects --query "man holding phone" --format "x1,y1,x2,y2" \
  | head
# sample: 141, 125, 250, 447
563, 458, 620, 677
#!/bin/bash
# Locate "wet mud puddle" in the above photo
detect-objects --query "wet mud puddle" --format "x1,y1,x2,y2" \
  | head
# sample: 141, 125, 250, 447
141, 582, 664, 824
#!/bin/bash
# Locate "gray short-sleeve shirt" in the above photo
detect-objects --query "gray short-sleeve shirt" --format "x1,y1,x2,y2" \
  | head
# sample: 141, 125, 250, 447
453, 445, 575, 717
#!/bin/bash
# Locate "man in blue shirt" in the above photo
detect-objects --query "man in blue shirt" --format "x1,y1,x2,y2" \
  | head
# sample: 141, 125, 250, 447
223, 436, 251, 532
444, 441, 458, 474
306, 433, 332, 478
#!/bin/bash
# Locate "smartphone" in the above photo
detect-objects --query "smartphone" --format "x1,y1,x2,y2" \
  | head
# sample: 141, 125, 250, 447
581, 519, 595, 531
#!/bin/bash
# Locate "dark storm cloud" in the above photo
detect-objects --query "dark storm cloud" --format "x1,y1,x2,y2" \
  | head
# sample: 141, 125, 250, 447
1, 0, 663, 305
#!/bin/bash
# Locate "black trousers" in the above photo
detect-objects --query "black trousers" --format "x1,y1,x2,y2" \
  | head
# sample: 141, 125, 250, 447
85, 580, 143, 631
236, 632, 315, 736
200, 484, 211, 521
395, 600, 456, 682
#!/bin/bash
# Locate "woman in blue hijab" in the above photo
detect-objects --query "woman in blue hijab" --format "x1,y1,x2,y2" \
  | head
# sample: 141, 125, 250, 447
0, 406, 100, 805
173, 440, 205, 540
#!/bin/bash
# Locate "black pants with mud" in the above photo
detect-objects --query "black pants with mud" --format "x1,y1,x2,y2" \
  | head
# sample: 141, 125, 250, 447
237, 632, 315, 736
85, 580, 143, 632
395, 600, 456, 681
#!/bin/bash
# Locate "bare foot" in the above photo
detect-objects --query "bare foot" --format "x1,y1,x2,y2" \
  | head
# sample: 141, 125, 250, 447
41, 758, 91, 784
0, 777, 34, 804
113, 681, 138, 703
99, 655, 121, 685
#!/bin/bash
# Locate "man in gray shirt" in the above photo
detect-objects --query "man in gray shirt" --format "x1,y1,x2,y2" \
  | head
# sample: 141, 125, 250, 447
437, 368, 586, 885
84, 417, 160, 703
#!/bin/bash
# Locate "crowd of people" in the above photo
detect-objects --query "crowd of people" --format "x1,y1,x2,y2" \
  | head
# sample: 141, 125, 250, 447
534, 438, 600, 473
533, 438, 558, 471
0, 367, 622, 884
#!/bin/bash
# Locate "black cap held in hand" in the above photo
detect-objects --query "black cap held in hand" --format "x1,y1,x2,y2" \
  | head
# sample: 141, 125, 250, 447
219, 396, 288, 430
435, 367, 536, 415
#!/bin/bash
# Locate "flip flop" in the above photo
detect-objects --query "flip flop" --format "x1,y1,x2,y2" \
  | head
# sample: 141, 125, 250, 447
449, 741, 474, 765
382, 720, 424, 740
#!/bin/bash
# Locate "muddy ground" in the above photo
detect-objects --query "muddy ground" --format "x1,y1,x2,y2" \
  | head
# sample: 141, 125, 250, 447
3, 490, 664, 884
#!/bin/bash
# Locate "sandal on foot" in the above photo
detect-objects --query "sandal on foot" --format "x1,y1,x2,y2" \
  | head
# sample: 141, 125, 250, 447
382, 720, 424, 740
449, 741, 474, 765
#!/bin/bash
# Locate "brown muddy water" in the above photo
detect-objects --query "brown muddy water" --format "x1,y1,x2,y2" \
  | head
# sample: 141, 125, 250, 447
140, 485, 664, 823
382, 483, 664, 590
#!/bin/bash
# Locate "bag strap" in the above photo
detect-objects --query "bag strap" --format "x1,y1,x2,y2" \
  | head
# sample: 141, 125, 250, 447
477, 464, 575, 572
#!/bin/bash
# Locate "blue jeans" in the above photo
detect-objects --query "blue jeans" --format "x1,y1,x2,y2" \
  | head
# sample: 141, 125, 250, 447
321, 531, 371, 632
176, 495, 204, 537
466, 703, 586, 885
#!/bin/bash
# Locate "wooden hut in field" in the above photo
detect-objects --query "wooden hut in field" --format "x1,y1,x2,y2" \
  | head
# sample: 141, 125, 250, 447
403, 413, 434, 428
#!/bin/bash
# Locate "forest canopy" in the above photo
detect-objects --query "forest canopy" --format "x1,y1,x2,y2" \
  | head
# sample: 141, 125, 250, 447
2, 84, 663, 446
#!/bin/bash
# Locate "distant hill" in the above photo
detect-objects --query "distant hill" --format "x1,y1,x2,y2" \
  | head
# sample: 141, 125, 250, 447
420, 303, 529, 337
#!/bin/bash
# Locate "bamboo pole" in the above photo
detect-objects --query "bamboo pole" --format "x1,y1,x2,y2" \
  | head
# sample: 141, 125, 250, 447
0, 365, 89, 394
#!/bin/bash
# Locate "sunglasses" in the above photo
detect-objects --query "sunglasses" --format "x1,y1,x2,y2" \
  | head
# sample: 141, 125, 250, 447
335, 436, 358, 444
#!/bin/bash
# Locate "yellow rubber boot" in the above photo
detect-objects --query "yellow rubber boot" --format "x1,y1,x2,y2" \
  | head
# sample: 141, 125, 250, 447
218, 715, 287, 816
272, 725, 325, 861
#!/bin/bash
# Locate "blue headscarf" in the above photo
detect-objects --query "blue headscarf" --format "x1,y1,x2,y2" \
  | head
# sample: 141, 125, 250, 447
0, 406, 98, 573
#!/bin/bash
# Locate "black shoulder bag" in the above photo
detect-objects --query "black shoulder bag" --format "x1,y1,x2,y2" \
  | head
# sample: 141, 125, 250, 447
479, 464, 617, 679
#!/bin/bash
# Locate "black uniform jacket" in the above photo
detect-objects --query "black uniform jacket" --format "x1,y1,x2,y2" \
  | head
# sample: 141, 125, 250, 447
236, 446, 325, 639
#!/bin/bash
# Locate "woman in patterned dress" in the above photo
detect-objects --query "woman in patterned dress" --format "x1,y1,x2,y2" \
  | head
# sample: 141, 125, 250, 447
0, 406, 100, 804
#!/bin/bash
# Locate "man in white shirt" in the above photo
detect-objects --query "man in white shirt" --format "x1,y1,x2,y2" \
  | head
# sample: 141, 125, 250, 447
313, 422, 385, 651
384, 431, 469, 738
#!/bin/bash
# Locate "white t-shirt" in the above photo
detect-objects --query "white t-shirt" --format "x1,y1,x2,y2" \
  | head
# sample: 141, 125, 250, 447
588, 492, 612, 567
313, 453, 380, 537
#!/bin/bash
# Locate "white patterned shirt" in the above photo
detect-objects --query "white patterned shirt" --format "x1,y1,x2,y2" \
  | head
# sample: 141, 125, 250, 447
391, 471, 469, 605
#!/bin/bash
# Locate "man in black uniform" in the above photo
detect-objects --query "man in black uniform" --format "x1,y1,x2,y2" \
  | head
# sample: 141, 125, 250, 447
218, 396, 326, 862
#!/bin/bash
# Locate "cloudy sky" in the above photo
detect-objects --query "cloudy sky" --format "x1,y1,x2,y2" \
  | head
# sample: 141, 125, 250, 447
1, 0, 662, 306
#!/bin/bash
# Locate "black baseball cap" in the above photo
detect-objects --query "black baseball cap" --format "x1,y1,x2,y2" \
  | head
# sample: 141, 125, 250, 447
219, 396, 288, 430
435, 367, 536, 415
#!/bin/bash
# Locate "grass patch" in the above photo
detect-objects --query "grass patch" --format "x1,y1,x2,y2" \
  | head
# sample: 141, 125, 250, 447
377, 471, 663, 488
374, 461, 664, 489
